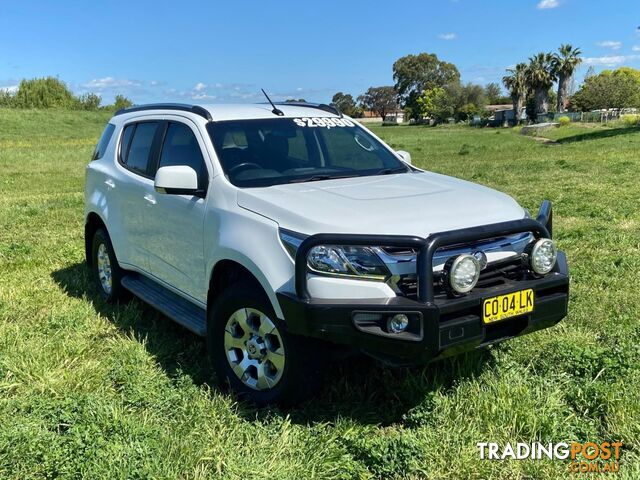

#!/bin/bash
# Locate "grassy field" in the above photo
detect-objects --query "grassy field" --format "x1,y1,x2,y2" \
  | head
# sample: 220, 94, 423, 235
1, 110, 639, 479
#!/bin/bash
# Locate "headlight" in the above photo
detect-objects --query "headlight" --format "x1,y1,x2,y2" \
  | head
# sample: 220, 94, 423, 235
308, 245, 390, 279
445, 254, 481, 294
529, 238, 557, 274
279, 229, 390, 280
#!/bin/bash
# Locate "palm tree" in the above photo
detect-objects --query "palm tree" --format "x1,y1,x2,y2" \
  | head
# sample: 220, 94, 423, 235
502, 63, 528, 124
526, 52, 557, 118
551, 44, 582, 112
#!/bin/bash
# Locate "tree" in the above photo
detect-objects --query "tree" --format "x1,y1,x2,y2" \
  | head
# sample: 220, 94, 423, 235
417, 82, 487, 123
551, 44, 582, 112
331, 92, 360, 117
113, 94, 133, 110
572, 67, 640, 111
484, 82, 502, 104
13, 77, 76, 108
77, 92, 101, 110
448, 83, 487, 121
416, 87, 451, 121
357, 86, 398, 121
392, 53, 460, 118
526, 53, 556, 117
502, 63, 528, 124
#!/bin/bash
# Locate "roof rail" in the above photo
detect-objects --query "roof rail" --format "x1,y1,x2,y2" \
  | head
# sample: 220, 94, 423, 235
274, 101, 342, 117
114, 103, 212, 121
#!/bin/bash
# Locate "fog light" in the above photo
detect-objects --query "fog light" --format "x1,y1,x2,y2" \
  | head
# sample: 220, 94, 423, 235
446, 254, 481, 294
529, 238, 557, 274
387, 314, 409, 333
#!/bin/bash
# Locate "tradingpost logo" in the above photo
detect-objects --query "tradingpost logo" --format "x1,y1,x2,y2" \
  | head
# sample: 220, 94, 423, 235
477, 441, 623, 473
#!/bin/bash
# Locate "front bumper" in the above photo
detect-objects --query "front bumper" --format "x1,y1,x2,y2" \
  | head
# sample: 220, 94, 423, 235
276, 203, 569, 366
277, 252, 568, 365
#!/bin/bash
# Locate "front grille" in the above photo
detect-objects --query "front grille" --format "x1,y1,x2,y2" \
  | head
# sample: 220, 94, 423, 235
381, 234, 530, 258
395, 256, 529, 301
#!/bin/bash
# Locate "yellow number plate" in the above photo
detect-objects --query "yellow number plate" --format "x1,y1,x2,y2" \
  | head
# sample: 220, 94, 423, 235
482, 289, 534, 324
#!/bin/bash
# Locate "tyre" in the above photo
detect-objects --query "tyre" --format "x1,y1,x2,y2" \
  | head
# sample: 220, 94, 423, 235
208, 280, 323, 406
91, 228, 127, 303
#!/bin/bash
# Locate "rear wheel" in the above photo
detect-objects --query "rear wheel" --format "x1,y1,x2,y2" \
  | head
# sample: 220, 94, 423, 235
208, 280, 323, 405
91, 228, 127, 303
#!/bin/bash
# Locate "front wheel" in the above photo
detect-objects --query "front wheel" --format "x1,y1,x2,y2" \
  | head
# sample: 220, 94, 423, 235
208, 281, 323, 406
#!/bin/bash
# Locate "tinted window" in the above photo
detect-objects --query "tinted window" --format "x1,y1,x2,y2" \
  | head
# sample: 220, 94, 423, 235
92, 123, 115, 160
122, 122, 159, 175
207, 118, 408, 188
158, 123, 208, 189
119, 124, 135, 164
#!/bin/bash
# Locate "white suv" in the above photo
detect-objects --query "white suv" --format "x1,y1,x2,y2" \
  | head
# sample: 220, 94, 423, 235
84, 102, 569, 404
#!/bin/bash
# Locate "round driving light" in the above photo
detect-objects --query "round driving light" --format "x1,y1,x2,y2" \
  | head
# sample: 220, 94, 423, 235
530, 238, 557, 274
387, 314, 409, 333
447, 254, 481, 294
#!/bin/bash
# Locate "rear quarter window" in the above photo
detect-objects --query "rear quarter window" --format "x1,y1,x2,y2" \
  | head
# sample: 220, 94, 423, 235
92, 123, 115, 160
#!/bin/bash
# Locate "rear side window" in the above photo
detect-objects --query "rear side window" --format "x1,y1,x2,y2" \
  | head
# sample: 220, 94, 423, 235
92, 123, 115, 160
119, 124, 135, 164
119, 122, 160, 176
158, 122, 208, 189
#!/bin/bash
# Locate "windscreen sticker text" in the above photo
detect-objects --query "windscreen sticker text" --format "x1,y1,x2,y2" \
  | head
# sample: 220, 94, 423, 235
293, 117, 356, 128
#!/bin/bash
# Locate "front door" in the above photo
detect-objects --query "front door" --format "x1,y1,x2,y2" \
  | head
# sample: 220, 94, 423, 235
115, 120, 162, 272
145, 120, 209, 301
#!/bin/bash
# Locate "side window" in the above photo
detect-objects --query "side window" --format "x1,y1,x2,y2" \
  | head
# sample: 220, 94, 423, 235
120, 122, 160, 176
119, 124, 135, 165
92, 123, 115, 160
158, 123, 208, 189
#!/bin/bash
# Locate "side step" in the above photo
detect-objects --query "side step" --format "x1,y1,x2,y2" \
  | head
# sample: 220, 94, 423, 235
121, 274, 207, 337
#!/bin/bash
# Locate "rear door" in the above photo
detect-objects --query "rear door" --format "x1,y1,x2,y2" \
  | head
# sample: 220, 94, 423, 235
145, 119, 209, 301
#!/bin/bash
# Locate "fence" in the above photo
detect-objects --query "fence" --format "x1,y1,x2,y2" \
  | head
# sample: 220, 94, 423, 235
537, 109, 639, 124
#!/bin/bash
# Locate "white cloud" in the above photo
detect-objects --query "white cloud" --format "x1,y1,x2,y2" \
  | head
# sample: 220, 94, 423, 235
583, 54, 640, 67
194, 82, 207, 92
537, 0, 559, 9
633, 45, 640, 52
438, 33, 457, 40
192, 93, 216, 100
0, 85, 18, 93
82, 77, 141, 90
597, 40, 622, 50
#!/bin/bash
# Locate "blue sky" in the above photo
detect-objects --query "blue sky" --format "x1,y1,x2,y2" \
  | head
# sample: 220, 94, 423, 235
1, 0, 639, 104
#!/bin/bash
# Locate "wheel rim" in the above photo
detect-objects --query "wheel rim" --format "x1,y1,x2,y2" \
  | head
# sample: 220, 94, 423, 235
96, 243, 113, 295
224, 308, 285, 391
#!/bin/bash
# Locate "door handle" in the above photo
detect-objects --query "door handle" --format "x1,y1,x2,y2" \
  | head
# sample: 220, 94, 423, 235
104, 179, 115, 188
143, 194, 157, 205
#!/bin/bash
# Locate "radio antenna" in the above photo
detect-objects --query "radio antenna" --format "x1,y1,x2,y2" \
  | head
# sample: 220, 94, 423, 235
261, 89, 284, 116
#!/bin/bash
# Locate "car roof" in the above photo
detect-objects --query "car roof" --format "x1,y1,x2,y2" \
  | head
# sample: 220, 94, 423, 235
114, 102, 341, 122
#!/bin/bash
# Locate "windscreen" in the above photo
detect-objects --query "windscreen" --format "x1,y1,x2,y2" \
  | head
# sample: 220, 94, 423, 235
207, 117, 409, 187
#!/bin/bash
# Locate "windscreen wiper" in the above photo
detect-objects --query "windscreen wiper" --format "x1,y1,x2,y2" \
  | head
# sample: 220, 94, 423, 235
374, 167, 410, 175
287, 173, 360, 184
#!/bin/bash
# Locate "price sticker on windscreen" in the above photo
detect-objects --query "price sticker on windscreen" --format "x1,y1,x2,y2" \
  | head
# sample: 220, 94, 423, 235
293, 117, 356, 128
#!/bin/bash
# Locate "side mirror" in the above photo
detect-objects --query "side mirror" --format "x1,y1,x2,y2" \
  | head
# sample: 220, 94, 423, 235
154, 165, 201, 196
396, 150, 412, 165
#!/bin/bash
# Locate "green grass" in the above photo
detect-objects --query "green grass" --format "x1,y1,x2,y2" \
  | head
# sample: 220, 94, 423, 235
1, 112, 639, 478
